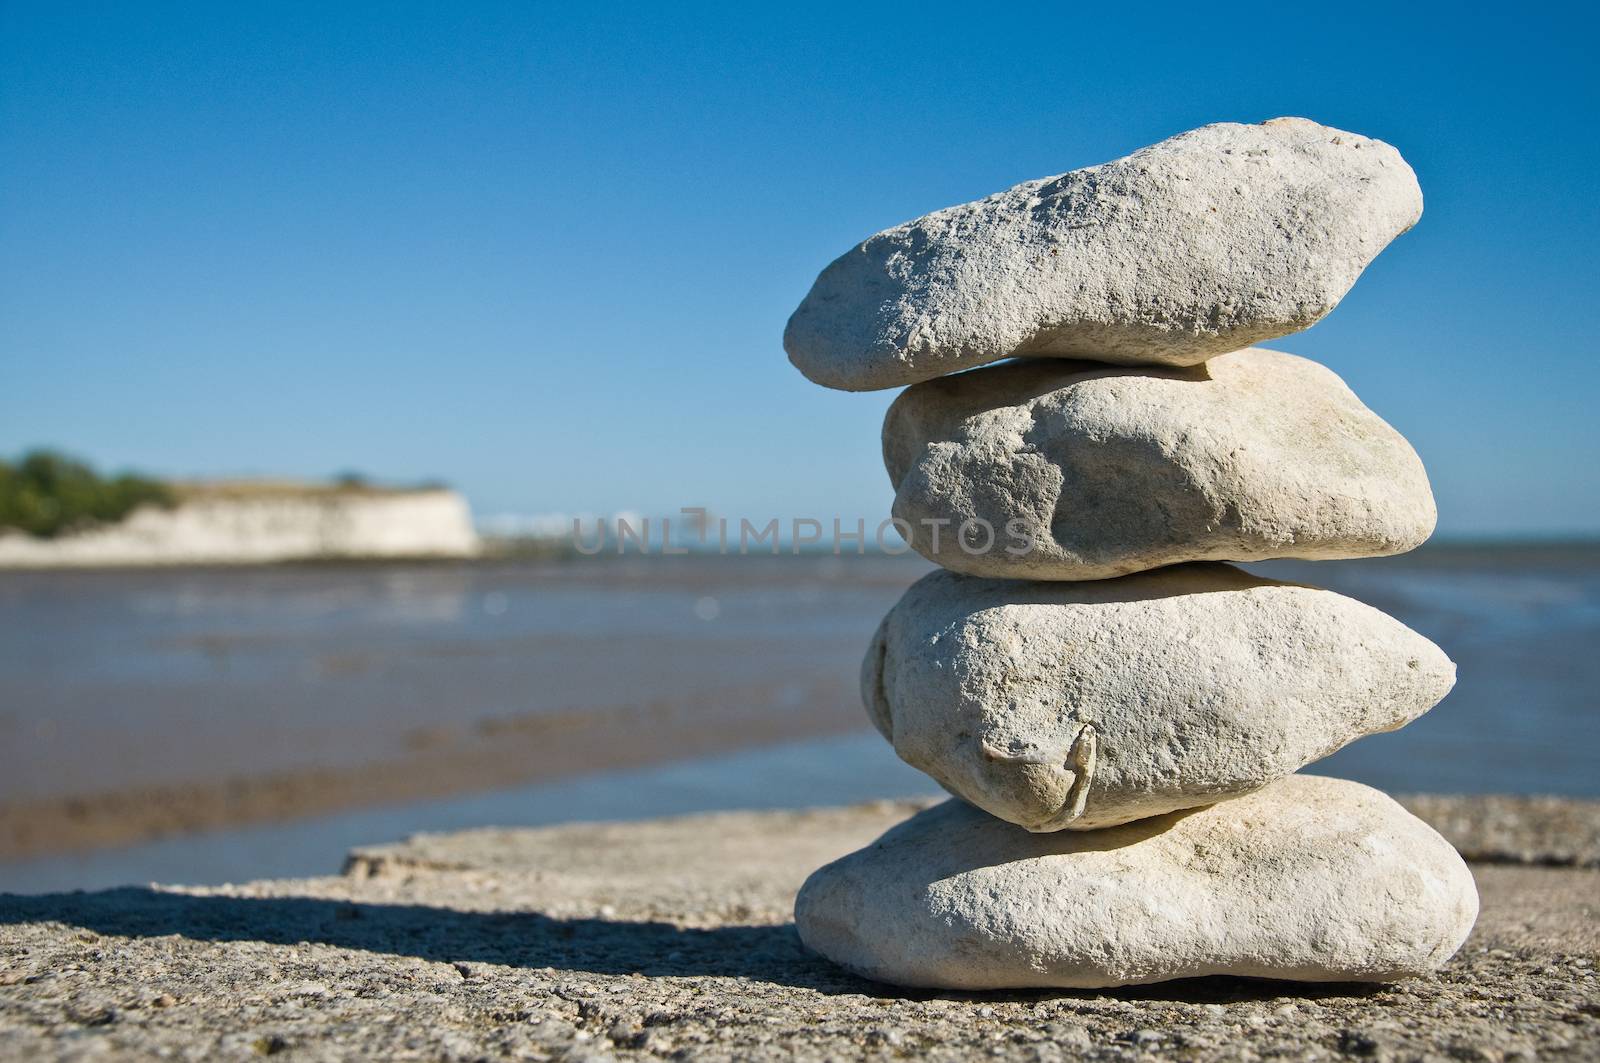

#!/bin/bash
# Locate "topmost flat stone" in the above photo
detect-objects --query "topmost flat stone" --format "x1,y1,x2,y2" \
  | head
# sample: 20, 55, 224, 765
785, 117, 1422, 391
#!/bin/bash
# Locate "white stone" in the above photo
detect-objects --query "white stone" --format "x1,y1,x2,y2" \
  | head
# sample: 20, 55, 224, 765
786, 117, 1421, 391
884, 348, 1435, 579
864, 564, 1454, 831
795, 776, 1479, 989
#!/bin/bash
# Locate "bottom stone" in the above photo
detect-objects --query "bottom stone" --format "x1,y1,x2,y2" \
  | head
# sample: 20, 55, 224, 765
795, 775, 1478, 990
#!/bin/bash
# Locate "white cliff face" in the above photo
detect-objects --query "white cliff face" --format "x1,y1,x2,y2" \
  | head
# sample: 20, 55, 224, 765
0, 489, 479, 567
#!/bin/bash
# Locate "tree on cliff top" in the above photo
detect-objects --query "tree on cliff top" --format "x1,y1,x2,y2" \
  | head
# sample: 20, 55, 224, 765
0, 450, 175, 539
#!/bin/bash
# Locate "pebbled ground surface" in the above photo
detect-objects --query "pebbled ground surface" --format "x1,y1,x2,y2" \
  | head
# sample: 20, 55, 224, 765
2, 796, 1598, 1061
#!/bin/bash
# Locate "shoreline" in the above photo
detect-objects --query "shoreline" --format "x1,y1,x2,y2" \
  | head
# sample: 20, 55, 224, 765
5, 546, 1597, 867
0, 694, 866, 863
1, 534, 1597, 572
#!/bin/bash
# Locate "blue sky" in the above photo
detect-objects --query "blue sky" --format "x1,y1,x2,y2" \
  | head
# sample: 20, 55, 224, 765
2, 2, 1595, 536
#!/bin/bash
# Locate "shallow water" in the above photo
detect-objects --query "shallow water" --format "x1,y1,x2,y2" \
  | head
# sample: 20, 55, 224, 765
1250, 546, 1600, 796
1, 544, 1596, 892
0, 555, 915, 802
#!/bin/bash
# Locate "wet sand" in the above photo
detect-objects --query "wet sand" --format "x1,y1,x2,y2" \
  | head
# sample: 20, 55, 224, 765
0, 555, 918, 861
0, 687, 866, 861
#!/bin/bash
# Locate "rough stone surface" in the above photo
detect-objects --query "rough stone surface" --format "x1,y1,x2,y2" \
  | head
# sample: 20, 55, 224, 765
796, 778, 1478, 990
785, 117, 1422, 391
2, 797, 1598, 1061
884, 348, 1436, 579
864, 565, 1454, 831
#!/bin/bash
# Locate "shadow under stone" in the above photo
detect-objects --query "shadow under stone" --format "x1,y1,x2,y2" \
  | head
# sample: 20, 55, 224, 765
0, 887, 1386, 1004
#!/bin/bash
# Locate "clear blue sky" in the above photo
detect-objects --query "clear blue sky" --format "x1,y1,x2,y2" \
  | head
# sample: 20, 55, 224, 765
3, 2, 1595, 536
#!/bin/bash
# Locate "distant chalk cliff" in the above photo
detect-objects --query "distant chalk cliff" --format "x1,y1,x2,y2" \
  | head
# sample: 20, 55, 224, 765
0, 484, 479, 567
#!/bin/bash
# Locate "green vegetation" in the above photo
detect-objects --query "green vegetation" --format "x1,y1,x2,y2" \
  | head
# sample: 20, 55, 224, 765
0, 450, 175, 539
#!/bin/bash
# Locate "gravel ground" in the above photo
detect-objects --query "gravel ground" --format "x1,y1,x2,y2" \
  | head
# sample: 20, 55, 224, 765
2, 795, 1598, 1061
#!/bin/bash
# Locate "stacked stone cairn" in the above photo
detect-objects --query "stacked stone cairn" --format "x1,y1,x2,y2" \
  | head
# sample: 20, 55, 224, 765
784, 118, 1478, 990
